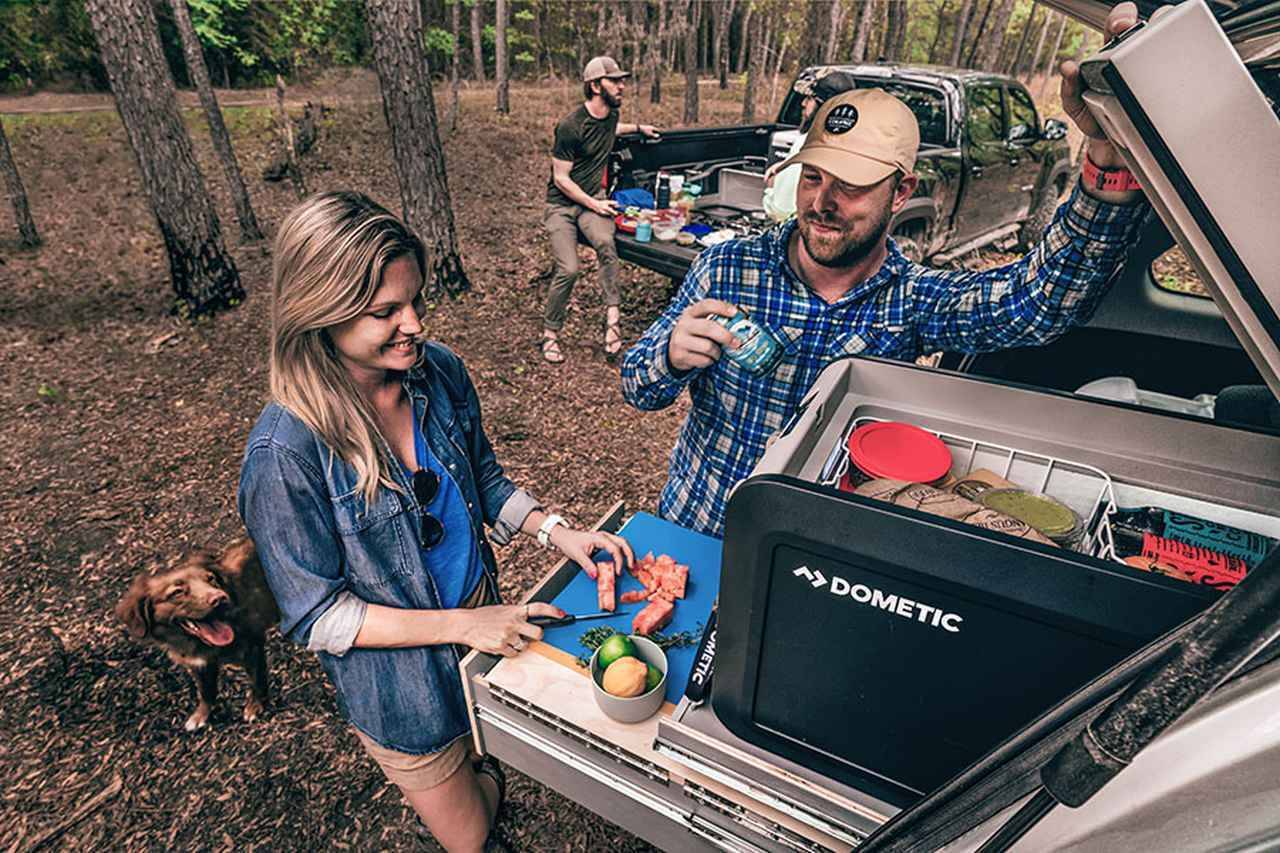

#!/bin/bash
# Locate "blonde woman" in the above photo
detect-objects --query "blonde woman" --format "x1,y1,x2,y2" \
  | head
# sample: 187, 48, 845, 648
238, 191, 632, 851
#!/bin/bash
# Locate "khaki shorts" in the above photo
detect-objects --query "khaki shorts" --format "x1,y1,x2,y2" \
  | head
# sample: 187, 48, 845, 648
354, 580, 493, 792
355, 728, 475, 792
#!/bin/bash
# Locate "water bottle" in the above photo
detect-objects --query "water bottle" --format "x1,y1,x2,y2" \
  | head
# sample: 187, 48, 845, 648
655, 172, 671, 209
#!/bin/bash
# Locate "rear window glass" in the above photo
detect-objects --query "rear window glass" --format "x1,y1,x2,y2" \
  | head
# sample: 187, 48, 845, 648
967, 85, 1005, 144
778, 79, 950, 147
1152, 246, 1212, 299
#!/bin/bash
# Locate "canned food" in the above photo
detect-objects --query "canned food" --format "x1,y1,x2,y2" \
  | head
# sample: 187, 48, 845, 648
713, 307, 784, 374
978, 489, 1085, 549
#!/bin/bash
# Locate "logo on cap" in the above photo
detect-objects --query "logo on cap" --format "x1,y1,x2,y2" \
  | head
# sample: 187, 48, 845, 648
825, 104, 859, 135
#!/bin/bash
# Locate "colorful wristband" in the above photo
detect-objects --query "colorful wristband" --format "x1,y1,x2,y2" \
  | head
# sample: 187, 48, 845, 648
1082, 155, 1142, 192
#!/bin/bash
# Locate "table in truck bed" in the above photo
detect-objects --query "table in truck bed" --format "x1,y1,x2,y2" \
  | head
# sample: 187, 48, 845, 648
460, 504, 857, 852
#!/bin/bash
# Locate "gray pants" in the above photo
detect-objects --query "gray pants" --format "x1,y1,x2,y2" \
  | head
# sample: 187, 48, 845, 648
543, 199, 620, 331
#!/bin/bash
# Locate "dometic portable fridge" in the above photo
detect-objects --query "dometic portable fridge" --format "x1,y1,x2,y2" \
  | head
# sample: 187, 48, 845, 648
462, 2, 1280, 850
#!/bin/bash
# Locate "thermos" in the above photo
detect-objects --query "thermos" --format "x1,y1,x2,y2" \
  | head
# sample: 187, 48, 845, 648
655, 171, 671, 209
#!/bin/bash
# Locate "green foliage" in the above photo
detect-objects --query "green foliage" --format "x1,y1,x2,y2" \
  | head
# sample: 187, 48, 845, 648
424, 26, 456, 57
0, 0, 104, 91
187, 0, 250, 52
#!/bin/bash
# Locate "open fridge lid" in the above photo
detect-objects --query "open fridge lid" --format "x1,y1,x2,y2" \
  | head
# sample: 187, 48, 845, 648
1043, 0, 1280, 400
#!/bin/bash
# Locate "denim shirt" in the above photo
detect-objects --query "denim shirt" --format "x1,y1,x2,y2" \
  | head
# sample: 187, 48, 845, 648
237, 342, 539, 754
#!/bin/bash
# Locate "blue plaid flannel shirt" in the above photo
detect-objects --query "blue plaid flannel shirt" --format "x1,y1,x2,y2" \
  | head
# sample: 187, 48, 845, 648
621, 183, 1148, 537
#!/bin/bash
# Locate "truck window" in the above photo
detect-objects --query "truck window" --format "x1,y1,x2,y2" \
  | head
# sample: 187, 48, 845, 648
1006, 86, 1039, 141
967, 85, 1005, 144
1152, 246, 1213, 299
778, 79, 950, 147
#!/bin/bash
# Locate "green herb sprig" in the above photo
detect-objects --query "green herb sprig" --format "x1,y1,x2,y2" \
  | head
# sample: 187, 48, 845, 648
573, 623, 703, 667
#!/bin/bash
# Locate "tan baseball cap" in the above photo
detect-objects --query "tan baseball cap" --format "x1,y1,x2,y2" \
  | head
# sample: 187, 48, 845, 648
780, 89, 920, 187
582, 56, 630, 82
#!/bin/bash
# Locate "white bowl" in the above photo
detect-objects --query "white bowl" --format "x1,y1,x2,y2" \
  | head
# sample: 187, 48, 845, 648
590, 635, 668, 723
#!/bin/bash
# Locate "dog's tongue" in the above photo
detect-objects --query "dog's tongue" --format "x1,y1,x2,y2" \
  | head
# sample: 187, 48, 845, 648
192, 619, 234, 647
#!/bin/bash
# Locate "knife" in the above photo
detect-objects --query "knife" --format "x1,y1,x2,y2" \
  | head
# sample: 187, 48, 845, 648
529, 610, 630, 628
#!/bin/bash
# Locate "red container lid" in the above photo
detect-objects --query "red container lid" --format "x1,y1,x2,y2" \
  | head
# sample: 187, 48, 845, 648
847, 421, 951, 483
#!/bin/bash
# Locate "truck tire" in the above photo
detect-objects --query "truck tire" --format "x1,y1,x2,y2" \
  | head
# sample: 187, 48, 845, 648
1018, 175, 1069, 252
891, 222, 927, 264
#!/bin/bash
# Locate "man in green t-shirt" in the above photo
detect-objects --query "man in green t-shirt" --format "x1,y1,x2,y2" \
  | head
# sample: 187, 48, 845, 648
541, 56, 659, 364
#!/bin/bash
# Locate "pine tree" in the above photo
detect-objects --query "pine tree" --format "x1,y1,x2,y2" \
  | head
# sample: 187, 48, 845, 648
85, 0, 242, 317
365, 0, 471, 297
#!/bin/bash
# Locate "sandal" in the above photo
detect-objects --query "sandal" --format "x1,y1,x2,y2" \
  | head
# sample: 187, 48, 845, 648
474, 755, 514, 851
539, 334, 564, 364
474, 754, 507, 814
603, 321, 623, 358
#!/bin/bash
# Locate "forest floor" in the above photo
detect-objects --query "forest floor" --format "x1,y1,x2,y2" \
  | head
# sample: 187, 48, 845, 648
0, 69, 1123, 851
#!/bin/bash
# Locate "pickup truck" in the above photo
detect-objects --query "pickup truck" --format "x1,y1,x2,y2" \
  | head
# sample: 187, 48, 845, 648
465, 3, 1280, 851
608, 64, 1073, 282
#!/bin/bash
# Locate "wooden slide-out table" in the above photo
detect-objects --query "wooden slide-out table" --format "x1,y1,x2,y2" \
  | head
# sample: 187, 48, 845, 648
460, 502, 888, 852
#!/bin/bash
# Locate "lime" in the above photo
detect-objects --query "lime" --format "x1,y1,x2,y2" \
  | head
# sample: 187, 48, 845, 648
645, 664, 663, 693
597, 633, 637, 671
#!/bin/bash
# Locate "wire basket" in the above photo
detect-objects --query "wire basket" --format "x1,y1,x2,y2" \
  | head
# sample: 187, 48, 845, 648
820, 416, 1121, 557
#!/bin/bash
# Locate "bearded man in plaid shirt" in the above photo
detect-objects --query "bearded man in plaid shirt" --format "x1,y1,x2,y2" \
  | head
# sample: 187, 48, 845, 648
622, 6, 1150, 538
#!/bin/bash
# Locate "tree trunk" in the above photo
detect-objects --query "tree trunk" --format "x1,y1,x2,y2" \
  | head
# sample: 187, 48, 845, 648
736, 3, 752, 74
683, 0, 700, 125
885, 0, 905, 61
274, 76, 307, 198
630, 0, 646, 87
927, 0, 951, 64
824, 0, 847, 63
869, 0, 888, 61
85, 0, 241, 317
741, 3, 763, 121
1038, 12, 1067, 100
1024, 7, 1054, 84
169, 0, 262, 243
948, 0, 974, 66
651, 0, 666, 103
449, 0, 461, 131
964, 0, 993, 67
973, 0, 1017, 70
541, 3, 557, 80
1006, 4, 1037, 74
494, 0, 509, 113
365, 0, 470, 298
714, 0, 736, 89
799, 0, 825, 67
0, 119, 40, 248
470, 0, 486, 82
608, 3, 623, 61
851, 0, 876, 63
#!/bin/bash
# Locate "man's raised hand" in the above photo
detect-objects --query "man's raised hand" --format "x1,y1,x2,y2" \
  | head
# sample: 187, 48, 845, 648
667, 299, 741, 373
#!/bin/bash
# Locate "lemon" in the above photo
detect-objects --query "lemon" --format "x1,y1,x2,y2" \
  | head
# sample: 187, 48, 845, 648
602, 657, 648, 697
597, 633, 637, 671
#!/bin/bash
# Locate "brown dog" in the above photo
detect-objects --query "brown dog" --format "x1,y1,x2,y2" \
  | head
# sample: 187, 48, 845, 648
115, 538, 280, 731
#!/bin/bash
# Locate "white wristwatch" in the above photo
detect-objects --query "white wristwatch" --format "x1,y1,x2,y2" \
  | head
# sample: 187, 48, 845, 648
536, 514, 566, 548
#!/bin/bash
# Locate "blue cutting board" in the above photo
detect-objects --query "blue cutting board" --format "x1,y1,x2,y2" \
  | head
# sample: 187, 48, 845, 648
540, 512, 722, 704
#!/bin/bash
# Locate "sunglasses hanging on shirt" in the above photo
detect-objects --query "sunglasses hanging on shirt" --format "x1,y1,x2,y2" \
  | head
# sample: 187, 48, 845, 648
412, 469, 445, 549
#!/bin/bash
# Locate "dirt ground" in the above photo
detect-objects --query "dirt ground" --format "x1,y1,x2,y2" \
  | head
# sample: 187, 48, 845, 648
0, 70, 1076, 850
